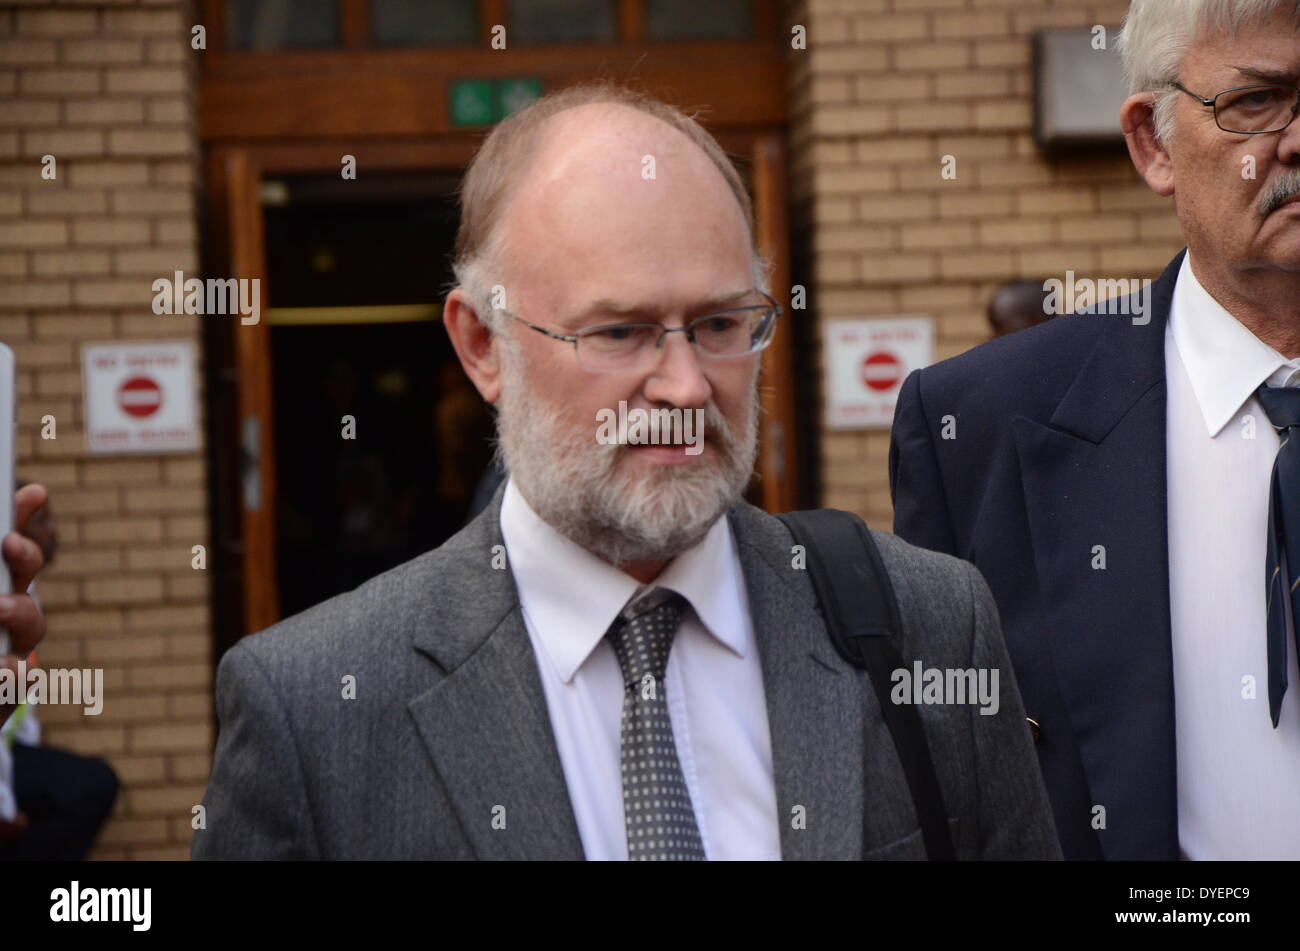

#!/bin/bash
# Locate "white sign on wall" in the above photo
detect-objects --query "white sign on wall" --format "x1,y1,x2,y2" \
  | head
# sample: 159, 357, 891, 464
81, 341, 199, 454
825, 316, 934, 430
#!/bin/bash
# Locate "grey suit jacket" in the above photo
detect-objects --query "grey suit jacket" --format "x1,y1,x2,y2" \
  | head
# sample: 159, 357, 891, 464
193, 484, 1060, 860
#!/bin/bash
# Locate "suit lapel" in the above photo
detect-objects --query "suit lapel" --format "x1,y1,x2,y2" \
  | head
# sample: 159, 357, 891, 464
730, 504, 918, 859
1011, 251, 1183, 859
407, 486, 585, 860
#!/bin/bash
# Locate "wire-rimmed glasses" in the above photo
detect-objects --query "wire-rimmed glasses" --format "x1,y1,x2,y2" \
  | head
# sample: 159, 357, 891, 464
1169, 81, 1300, 134
494, 290, 782, 373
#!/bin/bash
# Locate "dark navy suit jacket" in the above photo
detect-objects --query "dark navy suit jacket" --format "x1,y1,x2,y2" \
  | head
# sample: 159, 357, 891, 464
890, 250, 1188, 861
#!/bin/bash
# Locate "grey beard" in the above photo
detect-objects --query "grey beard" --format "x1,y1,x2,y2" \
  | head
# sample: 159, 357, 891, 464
492, 357, 760, 568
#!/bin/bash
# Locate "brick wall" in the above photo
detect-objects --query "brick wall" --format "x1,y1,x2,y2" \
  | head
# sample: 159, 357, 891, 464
0, 1, 209, 859
786, 0, 1187, 527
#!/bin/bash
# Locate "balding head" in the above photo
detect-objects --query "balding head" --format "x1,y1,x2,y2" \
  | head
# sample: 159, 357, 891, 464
493, 101, 756, 330
450, 82, 768, 328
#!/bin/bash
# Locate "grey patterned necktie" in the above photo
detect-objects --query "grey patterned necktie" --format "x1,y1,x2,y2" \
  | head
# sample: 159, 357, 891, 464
606, 590, 706, 861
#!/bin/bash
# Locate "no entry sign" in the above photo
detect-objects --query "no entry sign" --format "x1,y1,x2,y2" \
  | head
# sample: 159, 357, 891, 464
861, 351, 904, 392
82, 341, 198, 454
825, 316, 934, 429
117, 376, 163, 418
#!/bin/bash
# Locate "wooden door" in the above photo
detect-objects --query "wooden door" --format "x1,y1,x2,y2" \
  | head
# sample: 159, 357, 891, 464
209, 148, 280, 637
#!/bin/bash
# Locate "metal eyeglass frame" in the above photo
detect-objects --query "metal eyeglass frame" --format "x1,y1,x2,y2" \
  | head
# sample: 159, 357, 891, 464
1168, 80, 1300, 134
492, 290, 783, 372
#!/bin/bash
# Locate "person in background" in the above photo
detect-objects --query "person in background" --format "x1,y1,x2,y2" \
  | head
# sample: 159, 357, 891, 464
987, 281, 1053, 338
891, 0, 1300, 859
0, 482, 118, 860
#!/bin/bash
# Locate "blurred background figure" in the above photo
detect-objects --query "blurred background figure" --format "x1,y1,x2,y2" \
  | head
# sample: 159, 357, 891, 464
0, 483, 119, 861
987, 280, 1054, 338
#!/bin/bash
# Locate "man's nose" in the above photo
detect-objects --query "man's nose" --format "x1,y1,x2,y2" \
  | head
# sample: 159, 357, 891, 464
642, 329, 711, 408
1279, 112, 1300, 166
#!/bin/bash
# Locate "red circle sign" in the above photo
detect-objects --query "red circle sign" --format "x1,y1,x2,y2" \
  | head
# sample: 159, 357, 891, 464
117, 376, 162, 419
861, 351, 902, 392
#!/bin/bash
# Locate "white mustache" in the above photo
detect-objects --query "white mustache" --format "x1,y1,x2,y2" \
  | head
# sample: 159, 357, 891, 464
1259, 172, 1300, 216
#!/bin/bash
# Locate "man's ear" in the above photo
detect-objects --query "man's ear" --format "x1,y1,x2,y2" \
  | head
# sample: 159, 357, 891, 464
444, 289, 502, 405
1121, 92, 1176, 197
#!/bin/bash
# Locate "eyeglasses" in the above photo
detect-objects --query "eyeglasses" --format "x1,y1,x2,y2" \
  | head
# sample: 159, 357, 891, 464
1169, 81, 1300, 134
493, 291, 781, 373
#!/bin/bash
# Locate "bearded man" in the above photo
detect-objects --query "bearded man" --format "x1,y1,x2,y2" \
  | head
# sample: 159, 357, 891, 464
194, 83, 1058, 861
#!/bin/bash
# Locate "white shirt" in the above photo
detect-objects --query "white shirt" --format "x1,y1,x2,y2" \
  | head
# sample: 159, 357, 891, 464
1166, 252, 1300, 859
499, 477, 781, 860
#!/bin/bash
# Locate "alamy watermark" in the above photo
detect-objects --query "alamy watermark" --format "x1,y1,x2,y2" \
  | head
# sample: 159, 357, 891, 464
1043, 271, 1152, 325
151, 270, 261, 325
890, 662, 1000, 716
595, 400, 705, 455
0, 661, 103, 715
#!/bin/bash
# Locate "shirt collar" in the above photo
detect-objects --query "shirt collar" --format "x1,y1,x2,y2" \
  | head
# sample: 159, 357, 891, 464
1169, 252, 1300, 437
499, 477, 747, 684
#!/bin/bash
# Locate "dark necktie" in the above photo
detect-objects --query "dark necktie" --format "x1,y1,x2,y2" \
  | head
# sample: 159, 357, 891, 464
1257, 383, 1300, 727
605, 590, 706, 861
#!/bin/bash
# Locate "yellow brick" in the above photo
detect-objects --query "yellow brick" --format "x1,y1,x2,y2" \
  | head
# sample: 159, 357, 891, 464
83, 516, 164, 545
85, 575, 165, 604
65, 99, 146, 125
860, 252, 938, 284
975, 100, 1031, 130
123, 485, 203, 514
818, 167, 894, 193
933, 11, 1009, 39
124, 604, 208, 631
62, 38, 146, 64
17, 9, 98, 36
977, 217, 1054, 247
96, 817, 169, 846
939, 250, 1016, 281
32, 249, 112, 277
894, 42, 971, 71
858, 194, 936, 222
1016, 188, 1097, 215
20, 129, 102, 159
84, 636, 167, 663
0, 220, 67, 247
102, 9, 186, 37
72, 218, 150, 245
901, 221, 977, 250
107, 755, 167, 785
66, 161, 150, 187
128, 783, 209, 816
165, 574, 207, 600
814, 105, 890, 135
129, 721, 210, 751
107, 128, 192, 157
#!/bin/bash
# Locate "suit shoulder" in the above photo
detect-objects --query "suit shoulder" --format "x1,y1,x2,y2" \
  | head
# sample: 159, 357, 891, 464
870, 529, 985, 647
233, 521, 487, 679
913, 312, 1104, 406
870, 528, 975, 601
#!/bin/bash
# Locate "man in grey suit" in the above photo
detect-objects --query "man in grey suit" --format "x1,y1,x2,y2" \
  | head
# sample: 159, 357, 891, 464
193, 82, 1059, 861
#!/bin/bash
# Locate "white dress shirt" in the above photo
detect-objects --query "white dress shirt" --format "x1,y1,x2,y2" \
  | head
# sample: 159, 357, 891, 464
1165, 252, 1300, 859
499, 477, 781, 860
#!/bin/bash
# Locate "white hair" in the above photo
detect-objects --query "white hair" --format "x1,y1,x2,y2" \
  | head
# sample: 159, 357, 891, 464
1118, 0, 1300, 142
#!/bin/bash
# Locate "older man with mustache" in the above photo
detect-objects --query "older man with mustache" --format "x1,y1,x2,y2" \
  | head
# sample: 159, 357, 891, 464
891, 0, 1300, 860
194, 82, 1058, 861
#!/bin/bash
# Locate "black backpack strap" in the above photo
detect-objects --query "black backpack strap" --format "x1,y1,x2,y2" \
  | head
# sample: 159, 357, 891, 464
778, 509, 955, 861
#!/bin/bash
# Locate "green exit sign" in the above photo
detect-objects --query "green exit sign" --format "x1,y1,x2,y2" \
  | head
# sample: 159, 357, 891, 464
450, 77, 543, 126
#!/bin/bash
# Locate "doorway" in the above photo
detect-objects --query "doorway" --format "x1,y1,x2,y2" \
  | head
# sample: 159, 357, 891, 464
261, 173, 494, 618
